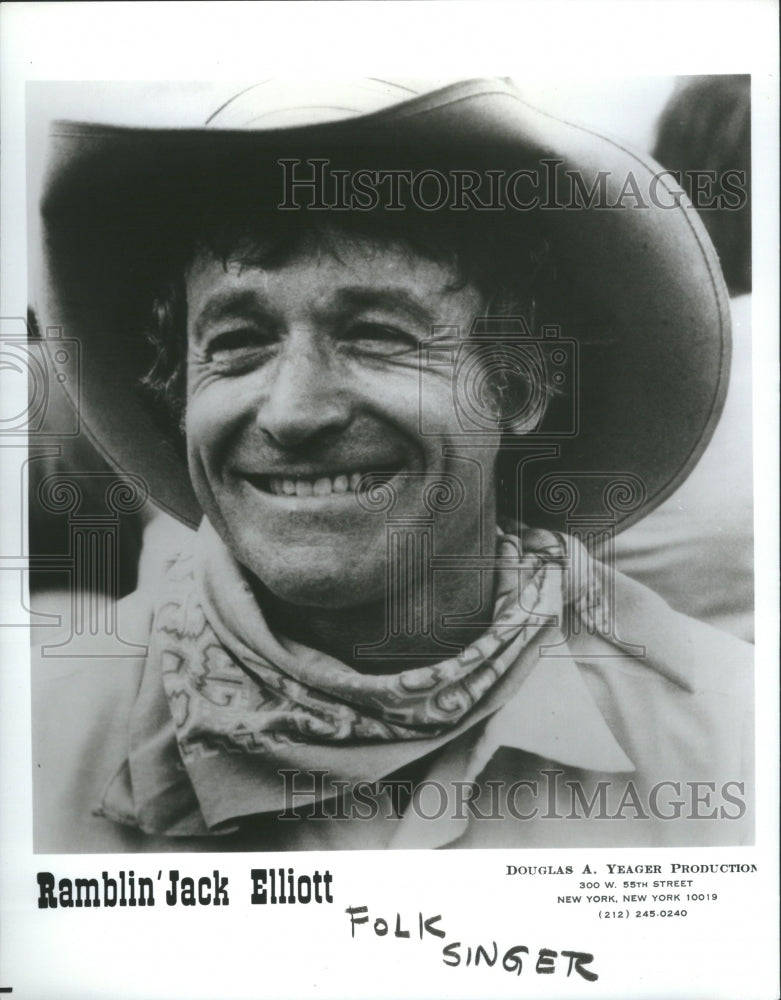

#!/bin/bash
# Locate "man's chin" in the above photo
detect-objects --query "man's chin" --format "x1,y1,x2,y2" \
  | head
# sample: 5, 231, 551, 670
258, 575, 384, 611
239, 550, 387, 611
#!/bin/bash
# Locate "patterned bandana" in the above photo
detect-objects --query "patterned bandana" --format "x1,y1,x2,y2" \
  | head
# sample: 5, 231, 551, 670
99, 519, 604, 835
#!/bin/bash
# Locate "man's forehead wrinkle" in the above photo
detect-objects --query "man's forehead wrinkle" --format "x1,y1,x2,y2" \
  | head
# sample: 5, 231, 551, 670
191, 284, 454, 336
188, 248, 476, 323
330, 286, 443, 323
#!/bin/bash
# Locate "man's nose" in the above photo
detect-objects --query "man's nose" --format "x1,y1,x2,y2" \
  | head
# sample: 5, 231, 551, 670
254, 340, 352, 448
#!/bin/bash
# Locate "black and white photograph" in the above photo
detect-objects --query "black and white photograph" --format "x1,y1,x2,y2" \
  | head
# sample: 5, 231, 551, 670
1, 3, 778, 998
26, 73, 755, 853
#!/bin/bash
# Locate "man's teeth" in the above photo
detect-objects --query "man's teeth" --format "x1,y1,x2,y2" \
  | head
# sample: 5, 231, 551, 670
268, 472, 366, 496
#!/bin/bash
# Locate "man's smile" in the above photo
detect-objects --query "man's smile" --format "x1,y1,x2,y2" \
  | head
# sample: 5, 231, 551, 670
244, 465, 404, 499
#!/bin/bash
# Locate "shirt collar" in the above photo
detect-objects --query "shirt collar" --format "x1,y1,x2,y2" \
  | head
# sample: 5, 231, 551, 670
471, 652, 635, 774
391, 647, 635, 849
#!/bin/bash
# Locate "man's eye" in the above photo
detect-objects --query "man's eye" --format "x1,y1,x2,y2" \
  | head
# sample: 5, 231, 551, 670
344, 322, 418, 356
207, 329, 275, 364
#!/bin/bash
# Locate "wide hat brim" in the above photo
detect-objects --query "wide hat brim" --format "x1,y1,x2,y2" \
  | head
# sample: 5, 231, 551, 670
32, 78, 731, 534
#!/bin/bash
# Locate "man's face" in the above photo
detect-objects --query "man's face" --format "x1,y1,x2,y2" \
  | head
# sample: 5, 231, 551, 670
185, 232, 501, 608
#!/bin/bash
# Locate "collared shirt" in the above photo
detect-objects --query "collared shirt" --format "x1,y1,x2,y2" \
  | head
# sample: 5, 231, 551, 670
32, 568, 753, 853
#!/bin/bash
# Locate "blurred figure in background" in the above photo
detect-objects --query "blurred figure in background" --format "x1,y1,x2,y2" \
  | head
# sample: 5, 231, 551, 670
615, 75, 753, 641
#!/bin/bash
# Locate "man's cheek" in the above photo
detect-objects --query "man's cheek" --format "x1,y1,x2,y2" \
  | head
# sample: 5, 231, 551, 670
416, 374, 461, 436
185, 399, 223, 465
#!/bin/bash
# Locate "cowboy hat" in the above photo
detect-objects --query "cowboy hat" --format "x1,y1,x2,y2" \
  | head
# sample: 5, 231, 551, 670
31, 77, 731, 534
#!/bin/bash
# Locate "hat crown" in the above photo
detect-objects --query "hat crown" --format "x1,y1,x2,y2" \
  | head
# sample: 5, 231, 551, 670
204, 78, 460, 129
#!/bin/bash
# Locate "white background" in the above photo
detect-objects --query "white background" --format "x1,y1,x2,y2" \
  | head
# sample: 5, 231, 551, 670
1, 2, 779, 998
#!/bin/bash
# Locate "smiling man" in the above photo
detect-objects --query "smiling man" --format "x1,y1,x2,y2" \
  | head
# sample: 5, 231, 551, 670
185, 232, 493, 624
30, 78, 753, 851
